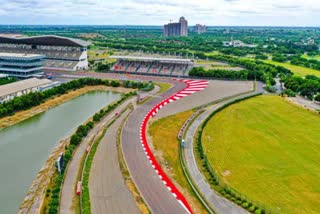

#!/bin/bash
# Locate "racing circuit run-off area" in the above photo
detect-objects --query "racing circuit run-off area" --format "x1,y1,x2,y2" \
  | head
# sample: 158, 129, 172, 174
140, 79, 208, 214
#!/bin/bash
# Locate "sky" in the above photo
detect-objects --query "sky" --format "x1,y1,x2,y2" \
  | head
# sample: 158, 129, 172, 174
0, 0, 319, 26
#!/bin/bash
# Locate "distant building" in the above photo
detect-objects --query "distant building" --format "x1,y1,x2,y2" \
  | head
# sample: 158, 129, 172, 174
0, 78, 57, 103
223, 40, 257, 48
0, 53, 45, 78
193, 24, 207, 34
164, 17, 188, 37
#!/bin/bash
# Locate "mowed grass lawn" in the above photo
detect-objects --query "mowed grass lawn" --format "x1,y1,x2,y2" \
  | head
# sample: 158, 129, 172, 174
264, 60, 320, 77
202, 95, 320, 214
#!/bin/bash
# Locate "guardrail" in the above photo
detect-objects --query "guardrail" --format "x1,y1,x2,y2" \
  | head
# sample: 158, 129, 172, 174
177, 110, 216, 214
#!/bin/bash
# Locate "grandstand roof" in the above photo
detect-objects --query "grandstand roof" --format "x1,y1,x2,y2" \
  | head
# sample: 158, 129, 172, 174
0, 35, 89, 47
110, 56, 194, 64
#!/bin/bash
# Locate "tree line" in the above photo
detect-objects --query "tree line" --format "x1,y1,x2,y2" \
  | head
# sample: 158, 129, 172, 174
0, 78, 153, 118
0, 77, 17, 86
273, 54, 320, 71
283, 75, 320, 101
190, 54, 291, 91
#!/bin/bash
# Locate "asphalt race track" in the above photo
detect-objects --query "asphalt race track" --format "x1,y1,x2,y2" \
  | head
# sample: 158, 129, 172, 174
121, 79, 208, 214
121, 79, 189, 214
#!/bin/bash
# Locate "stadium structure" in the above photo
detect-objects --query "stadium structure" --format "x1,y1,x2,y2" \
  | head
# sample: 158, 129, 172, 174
0, 53, 45, 78
0, 35, 89, 71
110, 56, 194, 77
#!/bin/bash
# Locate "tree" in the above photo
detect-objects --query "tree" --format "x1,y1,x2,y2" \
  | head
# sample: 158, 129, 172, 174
70, 134, 82, 146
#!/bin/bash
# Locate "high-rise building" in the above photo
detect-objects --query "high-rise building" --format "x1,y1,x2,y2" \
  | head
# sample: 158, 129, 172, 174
193, 24, 207, 34
179, 17, 188, 36
164, 17, 188, 37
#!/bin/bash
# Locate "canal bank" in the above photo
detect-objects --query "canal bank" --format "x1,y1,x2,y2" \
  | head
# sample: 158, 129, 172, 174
0, 91, 121, 214
0, 85, 132, 130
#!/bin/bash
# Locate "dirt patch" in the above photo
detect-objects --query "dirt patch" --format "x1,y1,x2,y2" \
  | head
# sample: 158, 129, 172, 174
222, 170, 232, 177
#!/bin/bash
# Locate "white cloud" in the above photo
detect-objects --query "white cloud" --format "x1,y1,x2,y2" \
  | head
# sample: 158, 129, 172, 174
0, 0, 318, 26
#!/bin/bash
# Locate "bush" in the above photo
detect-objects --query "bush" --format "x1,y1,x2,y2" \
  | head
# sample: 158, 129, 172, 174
255, 209, 262, 214
93, 113, 101, 122
282, 89, 296, 97
76, 125, 89, 137
242, 202, 249, 208
70, 134, 82, 146
111, 80, 120, 87
249, 205, 256, 212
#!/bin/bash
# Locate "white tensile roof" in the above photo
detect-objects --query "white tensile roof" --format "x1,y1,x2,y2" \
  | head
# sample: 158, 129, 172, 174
110, 56, 193, 64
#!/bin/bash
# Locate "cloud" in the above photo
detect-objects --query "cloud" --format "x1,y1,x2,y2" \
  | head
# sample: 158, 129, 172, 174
0, 0, 318, 26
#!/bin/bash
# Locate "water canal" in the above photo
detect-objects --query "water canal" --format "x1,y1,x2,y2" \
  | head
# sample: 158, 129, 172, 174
0, 91, 121, 214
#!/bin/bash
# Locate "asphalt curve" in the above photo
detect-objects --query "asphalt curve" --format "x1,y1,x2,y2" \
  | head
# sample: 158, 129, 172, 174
121, 80, 189, 214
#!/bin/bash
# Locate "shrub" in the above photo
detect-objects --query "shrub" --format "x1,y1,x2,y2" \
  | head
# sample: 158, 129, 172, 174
86, 121, 94, 129
255, 209, 262, 214
249, 205, 256, 212
70, 134, 82, 146
242, 202, 249, 208
283, 89, 296, 97
111, 80, 120, 87
93, 113, 101, 122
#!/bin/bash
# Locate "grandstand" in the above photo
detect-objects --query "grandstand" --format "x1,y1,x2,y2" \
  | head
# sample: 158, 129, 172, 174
110, 56, 194, 77
0, 35, 89, 71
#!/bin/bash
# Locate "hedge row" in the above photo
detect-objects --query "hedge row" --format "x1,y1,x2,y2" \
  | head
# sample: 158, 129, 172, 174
195, 93, 272, 214
0, 77, 17, 86
45, 91, 136, 214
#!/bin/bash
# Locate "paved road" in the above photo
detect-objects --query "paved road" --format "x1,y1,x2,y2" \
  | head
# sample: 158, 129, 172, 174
60, 98, 134, 214
183, 82, 264, 214
89, 109, 139, 214
121, 80, 189, 214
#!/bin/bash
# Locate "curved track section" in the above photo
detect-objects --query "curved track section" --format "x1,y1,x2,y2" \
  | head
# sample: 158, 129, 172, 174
140, 79, 208, 213
124, 80, 208, 213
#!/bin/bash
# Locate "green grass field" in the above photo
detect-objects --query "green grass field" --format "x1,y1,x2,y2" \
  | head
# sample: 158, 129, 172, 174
202, 95, 320, 214
264, 60, 320, 77
204, 51, 220, 56
302, 54, 320, 61
155, 82, 172, 95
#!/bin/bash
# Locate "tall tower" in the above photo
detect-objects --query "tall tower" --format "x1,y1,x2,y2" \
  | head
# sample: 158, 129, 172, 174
179, 17, 188, 36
